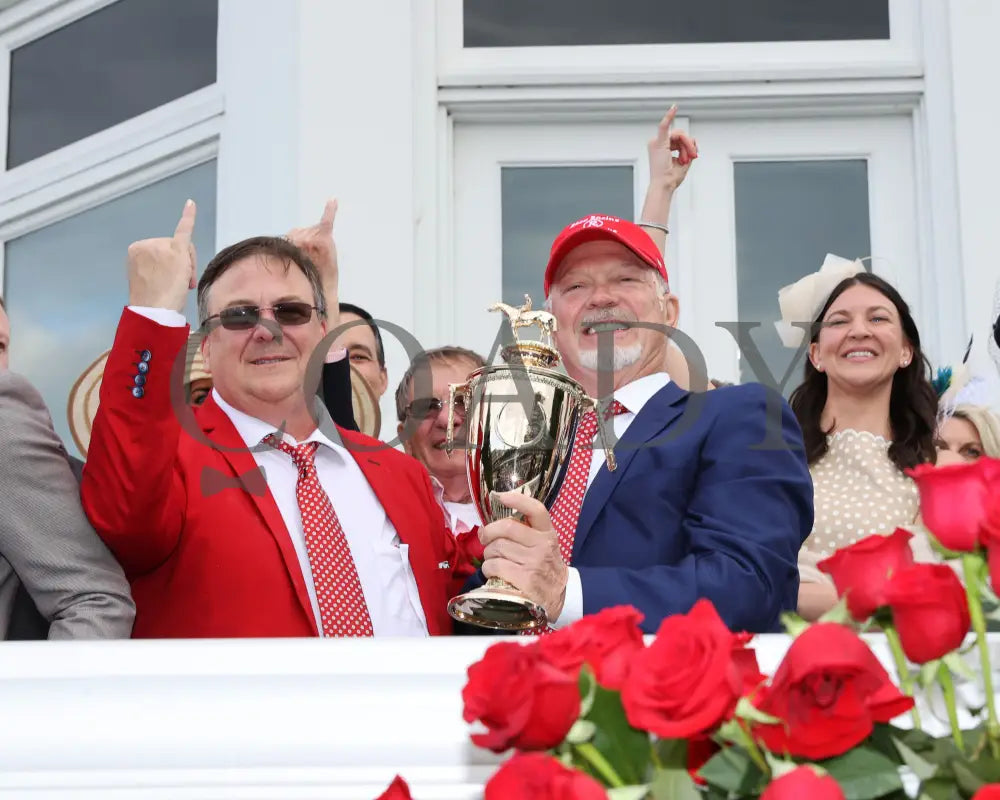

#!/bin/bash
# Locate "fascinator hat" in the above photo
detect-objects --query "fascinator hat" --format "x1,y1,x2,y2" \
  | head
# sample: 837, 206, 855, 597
774, 253, 867, 349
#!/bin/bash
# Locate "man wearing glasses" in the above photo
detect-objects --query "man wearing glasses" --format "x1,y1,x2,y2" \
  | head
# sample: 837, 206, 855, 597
80, 201, 468, 638
395, 346, 486, 536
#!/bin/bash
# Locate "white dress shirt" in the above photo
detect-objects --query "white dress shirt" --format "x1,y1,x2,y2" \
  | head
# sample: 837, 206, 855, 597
430, 476, 482, 535
130, 306, 428, 637
552, 371, 671, 629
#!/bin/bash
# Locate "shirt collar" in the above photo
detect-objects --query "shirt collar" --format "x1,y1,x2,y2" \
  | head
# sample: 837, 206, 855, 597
211, 388, 348, 461
613, 371, 671, 415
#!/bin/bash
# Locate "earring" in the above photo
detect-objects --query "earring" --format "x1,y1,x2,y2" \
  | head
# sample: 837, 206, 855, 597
814, 362, 824, 372
900, 358, 910, 367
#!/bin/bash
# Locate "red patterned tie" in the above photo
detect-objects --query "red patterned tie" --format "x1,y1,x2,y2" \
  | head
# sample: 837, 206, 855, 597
548, 400, 628, 563
528, 401, 627, 637
266, 436, 374, 637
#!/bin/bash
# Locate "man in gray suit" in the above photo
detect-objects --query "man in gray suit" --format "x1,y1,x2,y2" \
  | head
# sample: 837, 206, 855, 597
0, 296, 134, 638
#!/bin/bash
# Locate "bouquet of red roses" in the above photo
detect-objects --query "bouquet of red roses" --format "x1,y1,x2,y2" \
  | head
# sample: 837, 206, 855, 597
379, 457, 1000, 800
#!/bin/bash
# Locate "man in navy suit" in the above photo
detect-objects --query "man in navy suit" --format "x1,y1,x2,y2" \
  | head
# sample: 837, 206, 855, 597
478, 215, 813, 633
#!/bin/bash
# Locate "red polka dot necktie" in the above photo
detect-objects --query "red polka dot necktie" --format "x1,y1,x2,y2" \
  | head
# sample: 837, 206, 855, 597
548, 401, 628, 564
266, 436, 374, 637
528, 401, 626, 636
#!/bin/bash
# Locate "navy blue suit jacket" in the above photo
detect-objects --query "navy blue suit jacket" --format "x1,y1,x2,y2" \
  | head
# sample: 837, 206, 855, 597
568, 380, 812, 633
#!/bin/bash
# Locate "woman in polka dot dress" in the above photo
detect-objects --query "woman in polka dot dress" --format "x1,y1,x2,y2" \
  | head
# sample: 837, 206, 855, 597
785, 271, 938, 621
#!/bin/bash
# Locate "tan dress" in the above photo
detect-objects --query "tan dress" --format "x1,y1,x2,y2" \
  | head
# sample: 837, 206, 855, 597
799, 429, 931, 583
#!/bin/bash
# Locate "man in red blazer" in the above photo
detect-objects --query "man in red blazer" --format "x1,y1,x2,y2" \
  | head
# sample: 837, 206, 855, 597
81, 201, 467, 638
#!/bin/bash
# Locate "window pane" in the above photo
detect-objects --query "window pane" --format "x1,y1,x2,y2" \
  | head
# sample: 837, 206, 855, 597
733, 160, 871, 393
464, 0, 889, 47
3, 160, 217, 456
7, 0, 218, 168
501, 166, 633, 308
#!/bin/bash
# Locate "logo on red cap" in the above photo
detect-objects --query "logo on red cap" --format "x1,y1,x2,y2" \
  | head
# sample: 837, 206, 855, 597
543, 214, 668, 296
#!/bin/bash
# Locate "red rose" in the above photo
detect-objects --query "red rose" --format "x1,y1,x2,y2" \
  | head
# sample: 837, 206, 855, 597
754, 623, 914, 760
907, 458, 1000, 552
732, 633, 766, 695
760, 766, 845, 800
980, 495, 1000, 594
688, 735, 719, 785
484, 752, 607, 800
538, 605, 645, 690
375, 776, 413, 800
817, 529, 915, 620
462, 641, 580, 753
973, 785, 1000, 800
453, 528, 485, 579
883, 564, 970, 663
621, 599, 740, 738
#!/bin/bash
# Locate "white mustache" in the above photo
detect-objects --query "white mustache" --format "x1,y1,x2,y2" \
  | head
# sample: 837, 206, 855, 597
579, 308, 638, 331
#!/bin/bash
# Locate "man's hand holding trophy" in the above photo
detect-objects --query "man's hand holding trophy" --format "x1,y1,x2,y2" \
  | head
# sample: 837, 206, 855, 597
445, 295, 615, 631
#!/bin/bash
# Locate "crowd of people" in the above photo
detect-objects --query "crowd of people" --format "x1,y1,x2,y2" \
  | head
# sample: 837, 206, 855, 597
2, 106, 1000, 640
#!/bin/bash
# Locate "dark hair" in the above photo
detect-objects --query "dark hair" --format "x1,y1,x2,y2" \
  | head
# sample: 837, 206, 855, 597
339, 302, 385, 368
0, 294, 5, 311
788, 272, 937, 471
197, 236, 326, 325
395, 346, 486, 422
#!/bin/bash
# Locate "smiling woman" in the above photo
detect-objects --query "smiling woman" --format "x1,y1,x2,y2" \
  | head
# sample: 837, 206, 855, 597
783, 269, 939, 621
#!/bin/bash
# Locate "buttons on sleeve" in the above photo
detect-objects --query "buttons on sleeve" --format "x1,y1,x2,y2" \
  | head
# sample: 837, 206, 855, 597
131, 349, 152, 399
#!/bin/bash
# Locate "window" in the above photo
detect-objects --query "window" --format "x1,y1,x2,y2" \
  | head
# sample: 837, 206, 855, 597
501, 166, 633, 307
733, 160, 872, 390
7, 0, 218, 168
4, 160, 217, 455
463, 0, 889, 48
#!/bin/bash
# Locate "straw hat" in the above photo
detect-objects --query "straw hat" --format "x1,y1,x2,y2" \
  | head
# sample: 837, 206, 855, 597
349, 363, 382, 439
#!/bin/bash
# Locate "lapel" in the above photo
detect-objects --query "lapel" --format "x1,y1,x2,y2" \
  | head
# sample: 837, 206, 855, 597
341, 429, 447, 636
197, 395, 318, 635
572, 381, 689, 559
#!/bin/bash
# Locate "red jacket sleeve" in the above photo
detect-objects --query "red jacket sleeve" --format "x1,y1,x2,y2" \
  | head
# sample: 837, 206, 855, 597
80, 308, 190, 577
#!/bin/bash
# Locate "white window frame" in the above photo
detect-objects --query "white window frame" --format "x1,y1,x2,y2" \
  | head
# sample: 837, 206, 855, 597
437, 0, 921, 87
0, 0, 223, 283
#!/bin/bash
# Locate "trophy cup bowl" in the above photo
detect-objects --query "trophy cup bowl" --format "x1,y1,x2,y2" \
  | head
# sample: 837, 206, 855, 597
446, 362, 589, 630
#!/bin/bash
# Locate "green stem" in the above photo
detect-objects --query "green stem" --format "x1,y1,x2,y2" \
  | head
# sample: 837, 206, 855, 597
573, 742, 626, 788
650, 742, 663, 770
963, 554, 1000, 758
883, 622, 923, 730
938, 661, 966, 752
735, 721, 771, 779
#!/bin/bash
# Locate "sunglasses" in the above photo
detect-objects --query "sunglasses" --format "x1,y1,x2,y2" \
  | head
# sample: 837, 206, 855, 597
202, 302, 319, 331
405, 395, 466, 420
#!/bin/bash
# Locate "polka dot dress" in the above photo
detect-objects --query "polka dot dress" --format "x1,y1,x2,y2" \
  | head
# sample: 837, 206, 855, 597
266, 436, 374, 637
805, 430, 921, 559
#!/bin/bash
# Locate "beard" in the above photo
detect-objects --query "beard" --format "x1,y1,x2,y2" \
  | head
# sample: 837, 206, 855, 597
578, 342, 643, 371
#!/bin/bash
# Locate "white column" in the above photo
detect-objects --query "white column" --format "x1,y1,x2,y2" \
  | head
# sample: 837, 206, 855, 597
947, 0, 1000, 374
297, 0, 423, 437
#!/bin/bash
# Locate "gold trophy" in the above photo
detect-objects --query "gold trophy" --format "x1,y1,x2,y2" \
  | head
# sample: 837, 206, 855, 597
445, 295, 616, 631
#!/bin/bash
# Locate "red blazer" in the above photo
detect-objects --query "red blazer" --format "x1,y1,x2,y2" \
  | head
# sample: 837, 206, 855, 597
81, 309, 466, 638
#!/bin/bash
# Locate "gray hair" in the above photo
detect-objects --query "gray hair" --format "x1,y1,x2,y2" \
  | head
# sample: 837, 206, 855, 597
395, 346, 486, 422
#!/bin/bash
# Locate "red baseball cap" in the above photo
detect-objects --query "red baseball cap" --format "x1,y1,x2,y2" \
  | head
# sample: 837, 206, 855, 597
543, 214, 668, 297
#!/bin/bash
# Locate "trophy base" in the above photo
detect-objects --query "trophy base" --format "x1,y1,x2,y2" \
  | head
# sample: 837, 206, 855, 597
448, 584, 547, 631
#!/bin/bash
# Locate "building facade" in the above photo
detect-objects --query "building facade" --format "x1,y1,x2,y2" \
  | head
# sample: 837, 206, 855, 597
0, 0, 996, 447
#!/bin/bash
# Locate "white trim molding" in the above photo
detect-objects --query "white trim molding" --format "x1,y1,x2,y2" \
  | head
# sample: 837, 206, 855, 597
437, 0, 921, 88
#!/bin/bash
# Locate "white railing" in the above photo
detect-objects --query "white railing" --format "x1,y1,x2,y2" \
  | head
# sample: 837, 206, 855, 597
0, 634, 980, 799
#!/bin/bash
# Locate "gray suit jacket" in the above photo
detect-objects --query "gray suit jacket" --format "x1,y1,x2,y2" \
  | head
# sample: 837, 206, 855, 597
0, 371, 134, 639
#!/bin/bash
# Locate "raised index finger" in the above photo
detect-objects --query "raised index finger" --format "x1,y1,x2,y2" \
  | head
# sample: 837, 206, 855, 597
174, 199, 197, 243
655, 104, 678, 145
319, 198, 338, 231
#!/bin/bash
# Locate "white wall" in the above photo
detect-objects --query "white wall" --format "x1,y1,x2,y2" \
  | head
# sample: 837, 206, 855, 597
948, 0, 1000, 375
297, 0, 421, 438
